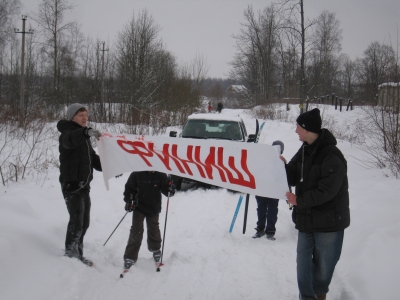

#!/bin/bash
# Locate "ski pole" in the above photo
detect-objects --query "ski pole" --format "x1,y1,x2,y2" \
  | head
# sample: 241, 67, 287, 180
242, 194, 250, 234
229, 194, 243, 233
103, 211, 129, 246
157, 191, 170, 272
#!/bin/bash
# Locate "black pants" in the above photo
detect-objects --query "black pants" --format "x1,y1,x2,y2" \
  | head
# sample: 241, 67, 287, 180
62, 185, 91, 259
255, 196, 279, 232
124, 210, 161, 261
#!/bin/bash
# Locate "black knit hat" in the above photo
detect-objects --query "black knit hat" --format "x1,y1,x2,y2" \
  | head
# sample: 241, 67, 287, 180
296, 108, 322, 134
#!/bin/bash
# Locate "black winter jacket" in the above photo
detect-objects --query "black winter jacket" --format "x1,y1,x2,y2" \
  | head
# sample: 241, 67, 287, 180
124, 171, 170, 216
285, 129, 350, 232
57, 120, 102, 190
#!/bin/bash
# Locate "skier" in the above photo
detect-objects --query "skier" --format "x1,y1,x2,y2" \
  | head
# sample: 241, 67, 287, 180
207, 102, 213, 113
123, 171, 176, 270
282, 108, 350, 300
252, 140, 285, 240
57, 103, 102, 266
217, 102, 223, 113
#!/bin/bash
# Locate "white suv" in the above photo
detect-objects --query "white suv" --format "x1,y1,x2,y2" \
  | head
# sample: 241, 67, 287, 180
169, 113, 256, 190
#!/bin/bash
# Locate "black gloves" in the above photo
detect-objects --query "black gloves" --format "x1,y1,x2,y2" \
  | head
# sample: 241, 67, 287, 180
168, 183, 176, 197
125, 202, 135, 212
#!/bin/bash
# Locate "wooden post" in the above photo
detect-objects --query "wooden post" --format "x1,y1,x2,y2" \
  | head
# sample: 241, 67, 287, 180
346, 99, 351, 111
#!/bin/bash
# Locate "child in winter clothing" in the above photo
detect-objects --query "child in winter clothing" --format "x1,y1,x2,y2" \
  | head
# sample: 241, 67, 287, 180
253, 140, 284, 240
123, 171, 176, 269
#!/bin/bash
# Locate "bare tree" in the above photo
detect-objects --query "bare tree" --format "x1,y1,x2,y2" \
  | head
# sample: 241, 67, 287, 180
280, 0, 316, 112
308, 10, 342, 95
0, 0, 20, 46
357, 41, 397, 104
339, 54, 357, 99
230, 4, 281, 105
32, 0, 76, 90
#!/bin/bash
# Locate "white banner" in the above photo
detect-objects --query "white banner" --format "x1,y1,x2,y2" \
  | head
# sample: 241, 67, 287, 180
97, 133, 289, 199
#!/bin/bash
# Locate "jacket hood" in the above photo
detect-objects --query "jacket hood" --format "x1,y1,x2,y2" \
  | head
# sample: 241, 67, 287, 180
304, 128, 337, 155
317, 128, 337, 147
57, 119, 82, 133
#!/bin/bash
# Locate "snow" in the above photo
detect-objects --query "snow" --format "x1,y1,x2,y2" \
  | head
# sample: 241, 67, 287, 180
1, 106, 399, 299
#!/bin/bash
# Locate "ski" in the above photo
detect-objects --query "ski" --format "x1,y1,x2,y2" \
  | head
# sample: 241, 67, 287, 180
156, 262, 164, 272
120, 269, 130, 278
229, 194, 243, 233
243, 119, 265, 234
255, 122, 265, 143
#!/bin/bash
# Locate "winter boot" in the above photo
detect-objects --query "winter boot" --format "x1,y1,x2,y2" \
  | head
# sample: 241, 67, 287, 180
266, 231, 276, 241
153, 250, 162, 262
316, 295, 326, 300
252, 228, 266, 239
124, 259, 136, 270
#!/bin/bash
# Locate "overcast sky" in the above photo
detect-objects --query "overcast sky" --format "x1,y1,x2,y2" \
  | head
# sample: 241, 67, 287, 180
22, 0, 399, 78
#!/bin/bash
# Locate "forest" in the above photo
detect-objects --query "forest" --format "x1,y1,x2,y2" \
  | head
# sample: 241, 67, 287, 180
0, 0, 398, 123
0, 0, 399, 183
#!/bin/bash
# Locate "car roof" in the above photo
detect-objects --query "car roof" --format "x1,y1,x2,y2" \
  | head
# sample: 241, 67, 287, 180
187, 113, 243, 122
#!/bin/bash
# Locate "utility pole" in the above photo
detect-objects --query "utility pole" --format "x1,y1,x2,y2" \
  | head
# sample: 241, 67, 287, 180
300, 0, 305, 114
15, 15, 34, 121
99, 41, 109, 120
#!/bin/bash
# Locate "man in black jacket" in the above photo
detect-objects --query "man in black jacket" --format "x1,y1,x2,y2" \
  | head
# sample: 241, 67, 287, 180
57, 103, 102, 266
123, 171, 175, 270
283, 108, 350, 300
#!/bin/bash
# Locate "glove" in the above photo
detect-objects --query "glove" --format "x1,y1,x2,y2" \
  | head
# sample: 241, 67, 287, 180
125, 202, 134, 212
86, 128, 101, 140
168, 183, 176, 197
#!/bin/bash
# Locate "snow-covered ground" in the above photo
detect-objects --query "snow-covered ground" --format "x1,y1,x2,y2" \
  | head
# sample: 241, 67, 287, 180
1, 106, 399, 299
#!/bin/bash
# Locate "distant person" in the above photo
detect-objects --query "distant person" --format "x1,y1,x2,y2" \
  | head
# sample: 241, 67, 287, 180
217, 102, 223, 113
123, 171, 176, 271
282, 108, 350, 300
253, 141, 284, 241
57, 103, 102, 266
207, 102, 213, 113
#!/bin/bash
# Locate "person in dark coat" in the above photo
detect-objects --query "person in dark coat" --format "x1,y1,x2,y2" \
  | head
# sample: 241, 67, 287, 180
253, 140, 285, 240
57, 103, 102, 266
282, 108, 350, 300
123, 171, 176, 270
217, 102, 223, 113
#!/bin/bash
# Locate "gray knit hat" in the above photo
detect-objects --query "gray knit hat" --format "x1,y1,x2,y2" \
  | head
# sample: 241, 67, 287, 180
66, 103, 86, 120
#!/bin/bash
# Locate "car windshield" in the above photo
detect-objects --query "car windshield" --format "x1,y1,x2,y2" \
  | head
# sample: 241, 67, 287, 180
182, 119, 243, 141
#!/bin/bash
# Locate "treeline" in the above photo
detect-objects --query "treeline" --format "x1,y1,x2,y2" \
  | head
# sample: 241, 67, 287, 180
0, 1, 205, 125
228, 1, 399, 106
1, 0, 399, 124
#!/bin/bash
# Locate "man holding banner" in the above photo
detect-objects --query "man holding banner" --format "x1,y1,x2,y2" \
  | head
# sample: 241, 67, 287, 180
284, 108, 350, 300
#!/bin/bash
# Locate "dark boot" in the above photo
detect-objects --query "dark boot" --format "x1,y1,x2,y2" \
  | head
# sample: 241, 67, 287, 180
124, 259, 136, 270
252, 228, 265, 238
153, 249, 162, 262
316, 294, 326, 300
